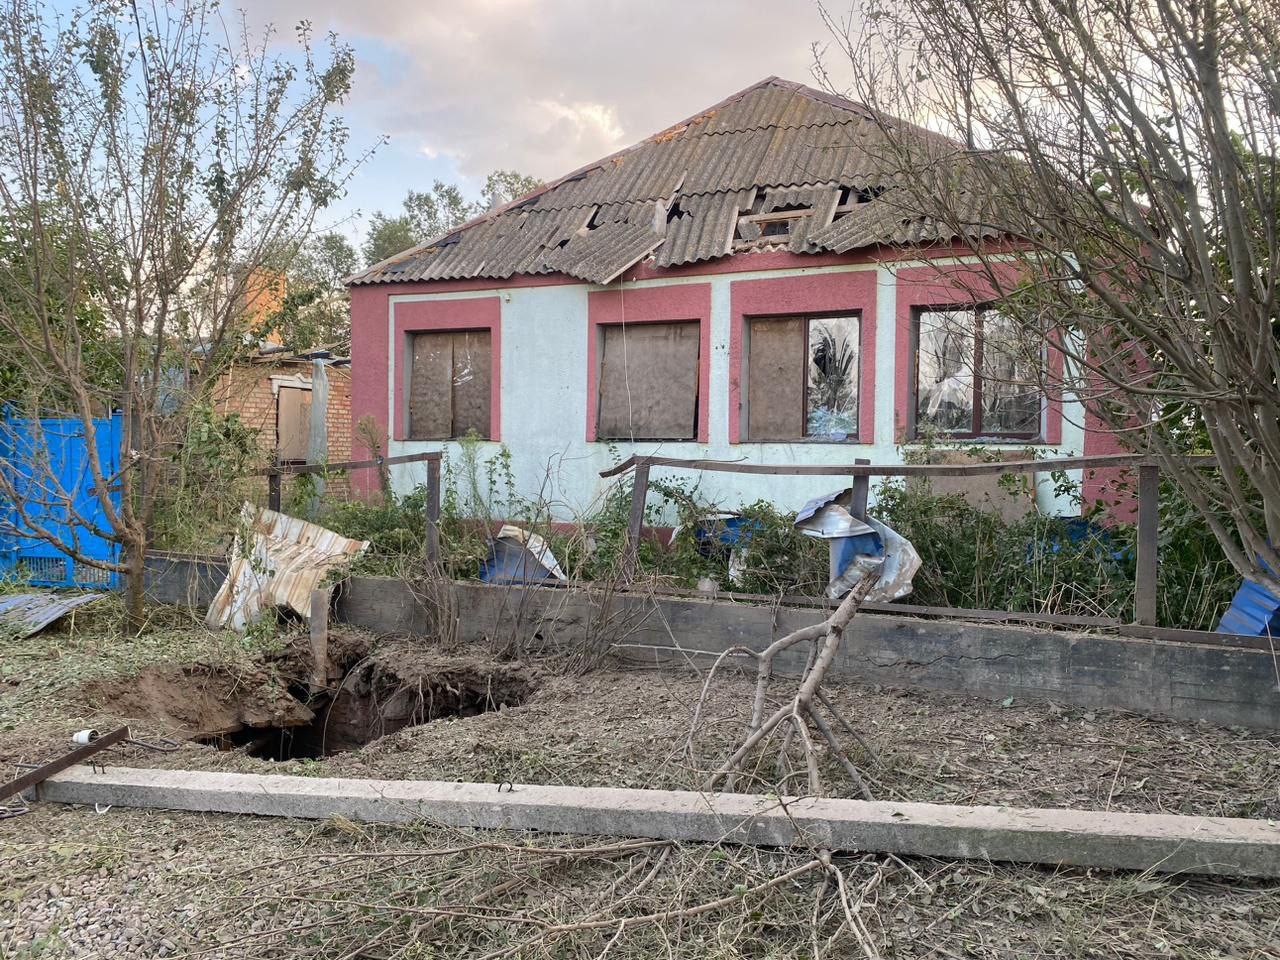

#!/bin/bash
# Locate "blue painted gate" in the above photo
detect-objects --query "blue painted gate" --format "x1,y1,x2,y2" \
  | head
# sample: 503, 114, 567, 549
0, 413, 122, 588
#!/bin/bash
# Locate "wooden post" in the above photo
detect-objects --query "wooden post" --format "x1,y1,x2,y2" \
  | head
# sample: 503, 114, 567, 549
425, 455, 441, 565
267, 462, 282, 512
622, 461, 651, 580
309, 587, 330, 690
1135, 463, 1160, 626
850, 458, 871, 520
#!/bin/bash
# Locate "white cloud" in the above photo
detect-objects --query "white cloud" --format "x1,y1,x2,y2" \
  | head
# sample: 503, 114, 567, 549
248, 0, 841, 181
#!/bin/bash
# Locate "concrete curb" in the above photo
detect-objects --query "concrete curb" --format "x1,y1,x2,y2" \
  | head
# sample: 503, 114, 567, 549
38, 766, 1280, 878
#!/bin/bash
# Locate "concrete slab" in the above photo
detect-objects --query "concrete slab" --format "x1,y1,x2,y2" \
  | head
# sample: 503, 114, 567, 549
37, 766, 1280, 878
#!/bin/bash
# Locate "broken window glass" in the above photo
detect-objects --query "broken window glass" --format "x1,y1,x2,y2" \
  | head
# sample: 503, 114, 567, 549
915, 307, 1041, 439
916, 309, 976, 434
980, 311, 1041, 436
806, 316, 859, 439
746, 314, 860, 441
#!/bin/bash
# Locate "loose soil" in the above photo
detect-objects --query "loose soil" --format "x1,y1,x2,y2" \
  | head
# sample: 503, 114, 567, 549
2, 609, 1278, 959
77, 635, 536, 760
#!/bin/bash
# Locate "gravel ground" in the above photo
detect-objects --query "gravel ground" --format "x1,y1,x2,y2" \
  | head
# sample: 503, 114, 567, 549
3, 610, 1280, 958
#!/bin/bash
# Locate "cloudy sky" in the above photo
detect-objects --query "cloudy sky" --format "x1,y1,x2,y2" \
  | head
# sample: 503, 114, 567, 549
247, 0, 852, 244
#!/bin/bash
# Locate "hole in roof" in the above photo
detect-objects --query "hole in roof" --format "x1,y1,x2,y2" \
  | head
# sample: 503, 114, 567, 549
760, 219, 793, 238
666, 199, 689, 223
584, 206, 602, 231
856, 186, 886, 203
554, 236, 571, 249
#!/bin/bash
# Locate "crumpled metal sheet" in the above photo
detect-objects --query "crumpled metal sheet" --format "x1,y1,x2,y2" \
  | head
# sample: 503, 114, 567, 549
205, 504, 369, 632
0, 592, 103, 638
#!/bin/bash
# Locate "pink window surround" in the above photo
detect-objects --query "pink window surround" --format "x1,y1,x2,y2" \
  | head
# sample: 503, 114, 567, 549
893, 264, 1064, 445
586, 283, 712, 443
728, 271, 877, 445
391, 296, 502, 442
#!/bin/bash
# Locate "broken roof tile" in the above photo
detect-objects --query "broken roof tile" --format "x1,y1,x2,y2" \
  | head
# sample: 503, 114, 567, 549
349, 77, 995, 286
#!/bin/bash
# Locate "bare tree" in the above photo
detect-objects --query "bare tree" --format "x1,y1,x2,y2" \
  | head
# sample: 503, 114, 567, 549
0, 0, 360, 625
816, 0, 1280, 592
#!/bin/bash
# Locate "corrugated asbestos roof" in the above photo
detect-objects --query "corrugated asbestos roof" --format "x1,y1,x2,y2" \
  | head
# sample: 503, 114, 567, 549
350, 77, 1007, 287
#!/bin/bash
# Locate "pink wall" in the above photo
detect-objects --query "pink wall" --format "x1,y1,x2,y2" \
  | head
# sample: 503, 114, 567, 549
1081, 405, 1138, 521
727, 271, 877, 444
391, 296, 502, 441
348, 288, 501, 494
586, 283, 713, 442
349, 285, 388, 461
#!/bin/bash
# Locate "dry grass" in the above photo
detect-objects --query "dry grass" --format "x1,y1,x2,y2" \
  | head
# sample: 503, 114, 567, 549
2, 610, 1279, 959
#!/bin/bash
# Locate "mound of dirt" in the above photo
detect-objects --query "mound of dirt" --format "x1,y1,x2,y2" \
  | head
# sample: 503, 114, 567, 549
74, 634, 538, 761
79, 663, 314, 736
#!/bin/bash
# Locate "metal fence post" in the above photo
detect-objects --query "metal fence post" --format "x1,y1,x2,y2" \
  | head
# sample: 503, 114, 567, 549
425, 455, 441, 565
851, 458, 870, 520
267, 460, 282, 512
1135, 463, 1160, 626
622, 461, 650, 580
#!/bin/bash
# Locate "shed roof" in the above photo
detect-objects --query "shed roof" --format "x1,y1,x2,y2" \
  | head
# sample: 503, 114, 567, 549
349, 77, 1004, 287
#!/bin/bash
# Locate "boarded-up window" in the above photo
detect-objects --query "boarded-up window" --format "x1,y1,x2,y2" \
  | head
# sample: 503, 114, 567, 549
746, 315, 859, 441
276, 386, 311, 461
597, 322, 700, 440
408, 330, 492, 440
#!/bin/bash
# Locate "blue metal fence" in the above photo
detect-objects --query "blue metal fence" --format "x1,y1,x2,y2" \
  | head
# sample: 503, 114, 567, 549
0, 413, 122, 588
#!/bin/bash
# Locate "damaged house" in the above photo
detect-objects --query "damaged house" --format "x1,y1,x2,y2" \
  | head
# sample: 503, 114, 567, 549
348, 77, 1113, 515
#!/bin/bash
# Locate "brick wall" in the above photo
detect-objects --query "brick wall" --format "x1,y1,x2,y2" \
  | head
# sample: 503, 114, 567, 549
211, 359, 354, 502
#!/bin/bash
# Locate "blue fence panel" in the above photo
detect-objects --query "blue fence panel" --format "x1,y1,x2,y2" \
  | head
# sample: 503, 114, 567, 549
0, 413, 122, 588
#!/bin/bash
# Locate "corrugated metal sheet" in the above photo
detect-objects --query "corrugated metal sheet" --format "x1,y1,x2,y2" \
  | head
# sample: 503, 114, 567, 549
1217, 578, 1280, 636
0, 592, 103, 638
205, 504, 368, 632
349, 77, 990, 286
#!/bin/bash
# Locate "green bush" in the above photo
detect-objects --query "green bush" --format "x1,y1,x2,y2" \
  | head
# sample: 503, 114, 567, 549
261, 430, 1242, 631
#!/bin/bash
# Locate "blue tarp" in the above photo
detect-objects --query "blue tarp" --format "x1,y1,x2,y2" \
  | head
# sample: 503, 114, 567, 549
0, 413, 122, 588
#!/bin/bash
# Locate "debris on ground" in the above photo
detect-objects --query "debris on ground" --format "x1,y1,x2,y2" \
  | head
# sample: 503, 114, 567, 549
3, 608, 1279, 959
205, 504, 368, 631
480, 524, 567, 584
0, 591, 103, 638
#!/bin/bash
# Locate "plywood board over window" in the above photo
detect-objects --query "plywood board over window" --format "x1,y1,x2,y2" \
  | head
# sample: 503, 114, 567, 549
597, 321, 700, 440
276, 386, 311, 462
408, 330, 492, 440
746, 314, 859, 441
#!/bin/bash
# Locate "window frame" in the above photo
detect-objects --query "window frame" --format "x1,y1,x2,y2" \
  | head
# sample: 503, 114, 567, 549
744, 311, 863, 443
910, 303, 1043, 442
392, 295, 502, 444
594, 318, 703, 442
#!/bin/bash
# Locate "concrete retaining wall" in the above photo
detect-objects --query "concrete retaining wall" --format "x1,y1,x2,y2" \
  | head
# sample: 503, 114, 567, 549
140, 556, 1280, 731
340, 578, 1280, 731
